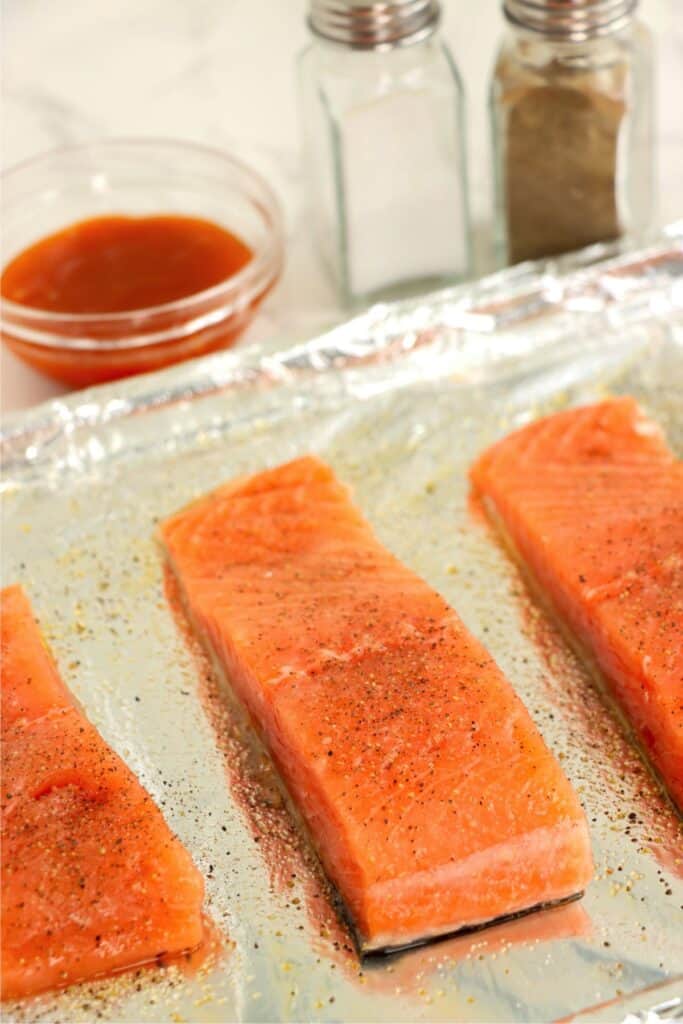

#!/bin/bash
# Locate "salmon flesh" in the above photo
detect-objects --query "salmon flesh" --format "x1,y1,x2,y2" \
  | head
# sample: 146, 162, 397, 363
470, 398, 683, 813
160, 456, 593, 953
0, 585, 205, 1001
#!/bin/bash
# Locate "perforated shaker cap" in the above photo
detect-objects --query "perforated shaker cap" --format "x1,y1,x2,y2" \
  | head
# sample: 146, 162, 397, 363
308, 0, 441, 49
503, 0, 638, 40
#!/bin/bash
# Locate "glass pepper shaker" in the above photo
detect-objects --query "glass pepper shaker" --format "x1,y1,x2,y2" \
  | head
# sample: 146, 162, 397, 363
490, 0, 654, 266
298, 0, 472, 307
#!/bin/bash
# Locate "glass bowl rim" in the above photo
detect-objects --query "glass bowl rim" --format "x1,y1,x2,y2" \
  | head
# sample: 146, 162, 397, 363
0, 138, 285, 351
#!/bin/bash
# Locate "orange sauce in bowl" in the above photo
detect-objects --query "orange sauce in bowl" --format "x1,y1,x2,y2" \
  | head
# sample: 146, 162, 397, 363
1, 215, 252, 314
0, 215, 266, 386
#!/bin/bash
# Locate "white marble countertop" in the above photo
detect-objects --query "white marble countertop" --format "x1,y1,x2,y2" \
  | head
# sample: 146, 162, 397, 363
3, 0, 682, 414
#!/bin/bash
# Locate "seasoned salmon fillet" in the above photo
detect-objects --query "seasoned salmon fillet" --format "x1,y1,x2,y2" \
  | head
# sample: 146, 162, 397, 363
470, 398, 683, 812
161, 456, 592, 952
0, 585, 205, 1001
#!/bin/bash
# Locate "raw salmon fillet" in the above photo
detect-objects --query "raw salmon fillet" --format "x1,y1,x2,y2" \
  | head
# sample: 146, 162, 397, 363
161, 456, 592, 952
470, 398, 683, 812
0, 585, 204, 1001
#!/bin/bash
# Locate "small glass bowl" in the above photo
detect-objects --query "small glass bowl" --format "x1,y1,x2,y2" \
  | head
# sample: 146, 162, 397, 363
0, 140, 284, 387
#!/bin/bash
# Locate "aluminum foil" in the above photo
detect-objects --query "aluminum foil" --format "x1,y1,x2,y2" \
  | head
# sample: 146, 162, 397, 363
2, 228, 683, 1024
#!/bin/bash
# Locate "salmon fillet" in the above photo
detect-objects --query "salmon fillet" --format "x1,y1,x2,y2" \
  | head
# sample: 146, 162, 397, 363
160, 456, 592, 953
470, 398, 683, 812
0, 585, 205, 1001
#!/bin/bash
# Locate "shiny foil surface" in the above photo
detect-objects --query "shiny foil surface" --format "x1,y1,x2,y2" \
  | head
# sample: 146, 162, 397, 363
2, 229, 683, 1023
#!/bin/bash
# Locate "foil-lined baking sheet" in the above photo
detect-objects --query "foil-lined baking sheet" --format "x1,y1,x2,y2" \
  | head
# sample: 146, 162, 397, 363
2, 228, 683, 1023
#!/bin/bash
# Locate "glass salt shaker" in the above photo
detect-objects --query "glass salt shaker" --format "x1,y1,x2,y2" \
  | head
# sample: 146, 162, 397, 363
298, 0, 472, 307
490, 0, 654, 266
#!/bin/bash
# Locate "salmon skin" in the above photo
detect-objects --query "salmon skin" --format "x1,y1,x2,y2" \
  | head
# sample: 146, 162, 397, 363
161, 456, 593, 954
0, 585, 205, 1001
470, 398, 683, 813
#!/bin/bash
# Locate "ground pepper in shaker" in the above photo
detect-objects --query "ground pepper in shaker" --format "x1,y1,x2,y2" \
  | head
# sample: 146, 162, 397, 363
298, 0, 472, 307
490, 0, 654, 265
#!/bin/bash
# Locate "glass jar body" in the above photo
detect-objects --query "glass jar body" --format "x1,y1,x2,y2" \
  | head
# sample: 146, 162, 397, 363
298, 34, 472, 306
490, 21, 654, 266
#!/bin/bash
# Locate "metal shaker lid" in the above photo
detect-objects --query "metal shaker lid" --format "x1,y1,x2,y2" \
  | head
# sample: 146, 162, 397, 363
503, 0, 638, 40
308, 0, 441, 50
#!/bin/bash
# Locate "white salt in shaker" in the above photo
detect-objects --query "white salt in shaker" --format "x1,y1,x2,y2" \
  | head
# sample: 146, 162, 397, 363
298, 0, 472, 307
